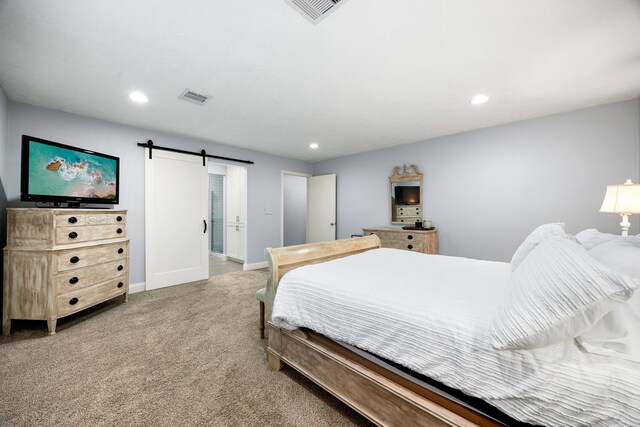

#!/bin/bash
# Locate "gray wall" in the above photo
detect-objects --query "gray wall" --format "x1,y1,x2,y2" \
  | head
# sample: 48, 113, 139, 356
314, 99, 640, 262
5, 102, 313, 283
283, 174, 307, 246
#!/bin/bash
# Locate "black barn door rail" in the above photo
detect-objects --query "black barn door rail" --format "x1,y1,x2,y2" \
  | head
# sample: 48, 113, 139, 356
138, 140, 254, 165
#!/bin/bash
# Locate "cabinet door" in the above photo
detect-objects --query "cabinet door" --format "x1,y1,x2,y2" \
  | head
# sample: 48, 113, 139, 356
239, 168, 246, 223
226, 166, 241, 223
226, 224, 239, 259
238, 224, 245, 260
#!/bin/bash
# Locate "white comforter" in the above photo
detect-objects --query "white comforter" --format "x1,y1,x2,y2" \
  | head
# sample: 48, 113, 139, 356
271, 248, 640, 427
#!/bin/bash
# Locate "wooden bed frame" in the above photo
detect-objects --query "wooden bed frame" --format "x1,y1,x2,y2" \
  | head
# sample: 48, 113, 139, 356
265, 236, 505, 427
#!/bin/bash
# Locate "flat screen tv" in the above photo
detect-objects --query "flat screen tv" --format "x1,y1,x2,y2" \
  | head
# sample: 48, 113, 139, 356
394, 186, 420, 205
21, 135, 120, 207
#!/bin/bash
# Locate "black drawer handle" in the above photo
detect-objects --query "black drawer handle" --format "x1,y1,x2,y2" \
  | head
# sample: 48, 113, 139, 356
118, 248, 124, 254
116, 216, 123, 222
69, 277, 79, 285
68, 216, 78, 224
69, 297, 79, 305
117, 265, 124, 271
407, 235, 413, 240
70, 256, 80, 264
68, 231, 78, 239
370, 232, 375, 235
117, 282, 124, 289
116, 228, 123, 234
407, 245, 414, 250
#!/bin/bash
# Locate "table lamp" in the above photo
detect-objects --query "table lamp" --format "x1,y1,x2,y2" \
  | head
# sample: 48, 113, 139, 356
600, 179, 640, 236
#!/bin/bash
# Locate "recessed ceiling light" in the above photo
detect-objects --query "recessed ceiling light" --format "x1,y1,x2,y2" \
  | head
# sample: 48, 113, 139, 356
470, 94, 489, 105
309, 143, 319, 149
129, 91, 149, 103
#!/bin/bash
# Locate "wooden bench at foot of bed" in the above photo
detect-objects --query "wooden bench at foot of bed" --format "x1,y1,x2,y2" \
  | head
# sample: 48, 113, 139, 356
265, 236, 502, 427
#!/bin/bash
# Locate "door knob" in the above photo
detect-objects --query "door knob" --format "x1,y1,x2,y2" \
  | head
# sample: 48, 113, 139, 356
330, 222, 336, 226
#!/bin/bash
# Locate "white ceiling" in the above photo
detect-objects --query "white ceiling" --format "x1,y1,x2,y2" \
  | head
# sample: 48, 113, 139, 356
1, 0, 639, 162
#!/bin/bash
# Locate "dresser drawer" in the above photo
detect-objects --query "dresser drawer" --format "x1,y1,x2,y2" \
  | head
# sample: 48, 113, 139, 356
395, 206, 421, 217
384, 240, 426, 252
394, 217, 421, 224
57, 278, 128, 317
55, 259, 128, 294
55, 212, 126, 228
56, 241, 129, 271
55, 224, 126, 245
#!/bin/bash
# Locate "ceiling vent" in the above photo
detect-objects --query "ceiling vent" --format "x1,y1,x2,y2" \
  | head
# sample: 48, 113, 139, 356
178, 89, 211, 105
285, 0, 349, 24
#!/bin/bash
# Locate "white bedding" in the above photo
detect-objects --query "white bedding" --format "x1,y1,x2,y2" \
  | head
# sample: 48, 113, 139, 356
272, 248, 640, 427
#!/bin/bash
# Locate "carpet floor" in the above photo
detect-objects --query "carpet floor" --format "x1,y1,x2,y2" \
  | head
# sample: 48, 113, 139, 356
0, 271, 372, 427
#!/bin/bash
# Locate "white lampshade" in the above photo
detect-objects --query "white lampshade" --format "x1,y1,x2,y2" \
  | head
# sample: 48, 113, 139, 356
600, 179, 640, 214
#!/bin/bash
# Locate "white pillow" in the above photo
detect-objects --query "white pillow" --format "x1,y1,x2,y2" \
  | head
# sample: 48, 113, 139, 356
575, 229, 620, 250
492, 237, 638, 350
576, 236, 640, 362
510, 223, 567, 271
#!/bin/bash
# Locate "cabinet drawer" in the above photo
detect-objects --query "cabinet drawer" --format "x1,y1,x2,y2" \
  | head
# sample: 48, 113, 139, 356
55, 224, 126, 245
55, 259, 127, 294
383, 240, 426, 252
56, 241, 129, 271
55, 212, 126, 227
57, 278, 128, 317
394, 217, 421, 224
396, 207, 421, 217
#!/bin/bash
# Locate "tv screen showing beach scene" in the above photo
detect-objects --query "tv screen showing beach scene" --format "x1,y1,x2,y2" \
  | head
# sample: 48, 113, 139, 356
24, 137, 119, 202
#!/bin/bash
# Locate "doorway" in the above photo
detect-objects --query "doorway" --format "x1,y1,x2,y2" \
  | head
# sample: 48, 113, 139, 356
283, 173, 309, 246
281, 171, 336, 247
208, 162, 247, 275
208, 173, 224, 254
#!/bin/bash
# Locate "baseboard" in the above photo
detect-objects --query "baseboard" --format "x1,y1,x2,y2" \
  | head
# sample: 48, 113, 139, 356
243, 261, 268, 271
129, 282, 146, 294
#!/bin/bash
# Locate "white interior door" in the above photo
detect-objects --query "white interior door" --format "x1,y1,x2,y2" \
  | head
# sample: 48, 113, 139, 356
307, 174, 337, 243
145, 149, 209, 290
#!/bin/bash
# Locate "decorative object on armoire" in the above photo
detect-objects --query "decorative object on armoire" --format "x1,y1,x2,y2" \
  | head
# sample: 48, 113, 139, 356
600, 179, 640, 236
362, 227, 437, 254
389, 164, 423, 225
3, 208, 129, 335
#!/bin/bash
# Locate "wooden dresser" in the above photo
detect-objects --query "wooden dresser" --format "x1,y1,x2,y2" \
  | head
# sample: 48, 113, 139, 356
362, 227, 438, 254
3, 208, 129, 335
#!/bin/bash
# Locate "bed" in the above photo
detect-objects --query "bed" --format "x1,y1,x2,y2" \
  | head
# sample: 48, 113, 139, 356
264, 235, 640, 427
